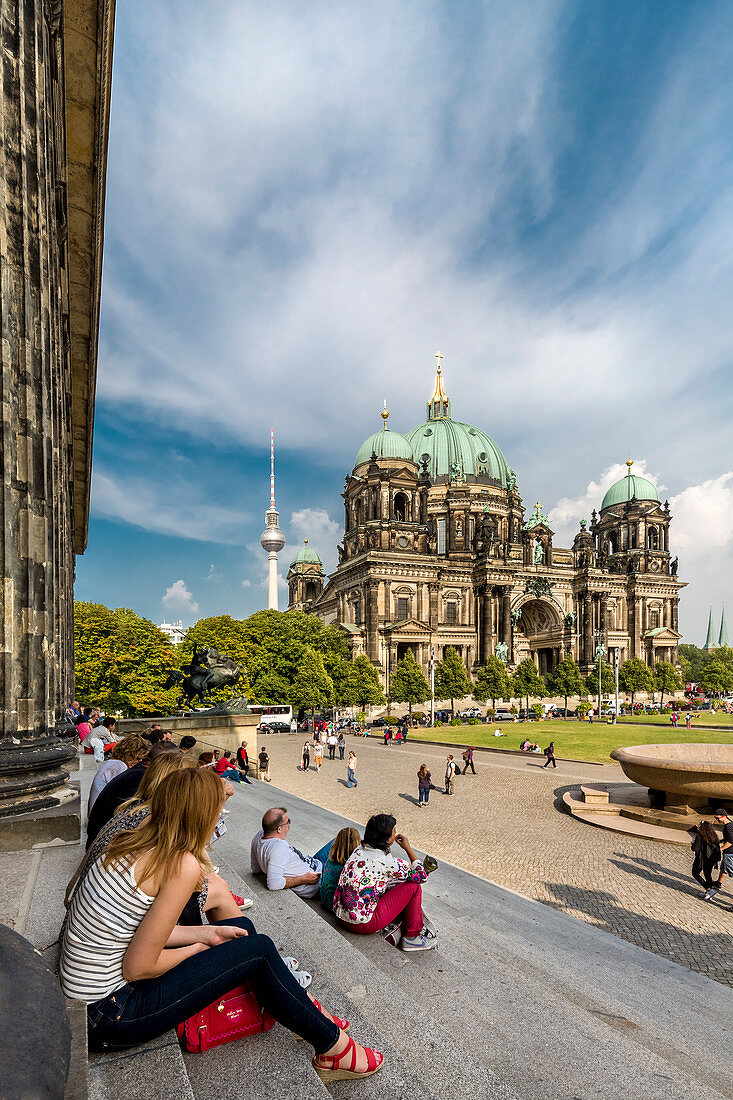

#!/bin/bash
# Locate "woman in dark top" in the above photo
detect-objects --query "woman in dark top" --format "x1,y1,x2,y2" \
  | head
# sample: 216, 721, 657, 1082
543, 742, 557, 769
691, 821, 721, 897
417, 764, 431, 806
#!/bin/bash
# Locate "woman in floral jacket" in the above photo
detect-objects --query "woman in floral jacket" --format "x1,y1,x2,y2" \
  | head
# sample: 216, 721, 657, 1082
333, 814, 436, 952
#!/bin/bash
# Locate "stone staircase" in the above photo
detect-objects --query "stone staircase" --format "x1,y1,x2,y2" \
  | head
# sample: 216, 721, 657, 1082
17, 755, 733, 1100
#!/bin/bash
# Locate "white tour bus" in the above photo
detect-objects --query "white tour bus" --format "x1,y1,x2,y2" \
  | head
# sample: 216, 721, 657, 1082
249, 704, 294, 729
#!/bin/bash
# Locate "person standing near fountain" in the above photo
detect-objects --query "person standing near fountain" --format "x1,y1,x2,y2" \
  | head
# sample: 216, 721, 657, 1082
691, 822, 721, 898
708, 809, 733, 900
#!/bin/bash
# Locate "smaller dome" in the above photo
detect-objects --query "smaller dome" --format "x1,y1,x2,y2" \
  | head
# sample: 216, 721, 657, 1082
354, 427, 415, 469
601, 462, 659, 511
289, 539, 322, 569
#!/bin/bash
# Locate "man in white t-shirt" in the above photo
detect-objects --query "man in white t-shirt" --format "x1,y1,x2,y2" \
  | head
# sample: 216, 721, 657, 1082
250, 806, 322, 898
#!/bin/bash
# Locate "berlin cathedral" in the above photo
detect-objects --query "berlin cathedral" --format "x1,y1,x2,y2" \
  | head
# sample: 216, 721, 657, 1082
287, 359, 685, 687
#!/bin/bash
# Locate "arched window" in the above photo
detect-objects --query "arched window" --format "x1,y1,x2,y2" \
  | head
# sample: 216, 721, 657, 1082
304, 581, 318, 603
355, 497, 364, 526
647, 527, 659, 550
394, 492, 409, 522
609, 531, 618, 554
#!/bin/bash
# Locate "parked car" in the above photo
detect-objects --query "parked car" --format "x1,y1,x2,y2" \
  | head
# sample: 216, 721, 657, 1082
371, 717, 386, 727
518, 709, 539, 721
551, 708, 577, 719
458, 706, 483, 720
490, 709, 515, 721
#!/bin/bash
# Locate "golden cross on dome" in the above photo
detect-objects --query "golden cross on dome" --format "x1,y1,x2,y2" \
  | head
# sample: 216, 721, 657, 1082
434, 351, 443, 372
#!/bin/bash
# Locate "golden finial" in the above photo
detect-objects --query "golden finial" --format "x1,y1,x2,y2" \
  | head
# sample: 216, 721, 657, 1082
381, 399, 389, 427
626, 456, 634, 470
304, 538, 308, 546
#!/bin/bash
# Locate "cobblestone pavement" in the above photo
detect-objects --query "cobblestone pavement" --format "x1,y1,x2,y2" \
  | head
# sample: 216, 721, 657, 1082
255, 733, 733, 987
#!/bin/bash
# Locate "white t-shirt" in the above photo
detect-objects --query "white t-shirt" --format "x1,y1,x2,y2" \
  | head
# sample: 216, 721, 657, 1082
314, 742, 323, 757
88, 760, 127, 812
250, 829, 322, 898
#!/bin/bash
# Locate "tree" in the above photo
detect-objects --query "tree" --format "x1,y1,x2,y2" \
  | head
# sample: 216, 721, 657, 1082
618, 657, 654, 711
698, 659, 733, 696
344, 654, 385, 712
239, 609, 350, 703
512, 658, 545, 713
654, 661, 683, 708
74, 602, 179, 716
473, 655, 510, 710
389, 650, 432, 719
434, 646, 471, 716
584, 662, 616, 710
678, 643, 712, 681
288, 647, 334, 727
546, 656, 583, 717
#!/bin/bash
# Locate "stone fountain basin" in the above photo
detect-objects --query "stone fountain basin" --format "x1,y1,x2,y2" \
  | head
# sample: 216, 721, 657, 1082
610, 743, 733, 800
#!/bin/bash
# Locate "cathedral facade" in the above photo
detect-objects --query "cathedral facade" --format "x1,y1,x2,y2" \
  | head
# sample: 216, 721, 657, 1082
287, 362, 685, 687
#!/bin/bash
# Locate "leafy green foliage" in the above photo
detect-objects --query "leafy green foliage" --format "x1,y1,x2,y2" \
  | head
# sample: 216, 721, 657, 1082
512, 658, 545, 709
584, 662, 616, 700
618, 657, 654, 707
473, 655, 510, 707
341, 654, 385, 710
531, 703, 545, 720
390, 650, 432, 715
678, 644, 711, 680
576, 701, 591, 717
289, 647, 334, 715
698, 659, 733, 694
434, 646, 471, 714
653, 661, 683, 706
547, 656, 583, 711
74, 602, 179, 716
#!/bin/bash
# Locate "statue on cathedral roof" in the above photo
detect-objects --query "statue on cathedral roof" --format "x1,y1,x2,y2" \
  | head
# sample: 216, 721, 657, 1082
524, 499, 549, 530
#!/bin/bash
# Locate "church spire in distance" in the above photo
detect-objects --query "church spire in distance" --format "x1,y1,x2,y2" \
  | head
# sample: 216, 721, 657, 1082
719, 605, 729, 648
703, 605, 716, 651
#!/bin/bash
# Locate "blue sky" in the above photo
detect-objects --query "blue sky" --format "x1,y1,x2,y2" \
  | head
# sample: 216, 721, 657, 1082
77, 0, 733, 645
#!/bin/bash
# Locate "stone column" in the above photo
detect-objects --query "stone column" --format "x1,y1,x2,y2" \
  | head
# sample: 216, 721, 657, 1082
481, 587, 493, 663
500, 590, 511, 649
429, 583, 439, 630
582, 595, 593, 665
366, 582, 379, 662
600, 595, 609, 648
0, 0, 79, 821
672, 597, 679, 633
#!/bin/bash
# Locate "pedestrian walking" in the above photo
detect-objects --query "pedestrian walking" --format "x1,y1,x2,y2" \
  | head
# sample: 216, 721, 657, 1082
301, 740, 311, 771
402, 722, 408, 744
461, 746, 476, 775
258, 746, 271, 782
691, 821, 721, 897
327, 731, 337, 760
346, 750, 358, 788
543, 742, 557, 769
337, 732, 346, 760
314, 739, 324, 772
236, 740, 253, 785
444, 755, 456, 795
417, 764, 431, 806
685, 713, 692, 730
707, 809, 733, 899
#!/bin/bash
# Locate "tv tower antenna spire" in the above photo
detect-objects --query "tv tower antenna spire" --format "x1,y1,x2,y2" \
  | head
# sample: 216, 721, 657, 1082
260, 428, 285, 610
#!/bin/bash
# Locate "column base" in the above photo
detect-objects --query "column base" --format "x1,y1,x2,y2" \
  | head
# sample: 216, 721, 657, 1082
0, 732, 77, 820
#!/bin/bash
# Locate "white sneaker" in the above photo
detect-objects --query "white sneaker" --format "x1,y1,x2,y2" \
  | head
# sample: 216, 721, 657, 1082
401, 934, 438, 952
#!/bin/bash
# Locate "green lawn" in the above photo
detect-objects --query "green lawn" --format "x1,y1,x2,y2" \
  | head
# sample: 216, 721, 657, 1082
618, 712, 733, 727
403, 720, 733, 764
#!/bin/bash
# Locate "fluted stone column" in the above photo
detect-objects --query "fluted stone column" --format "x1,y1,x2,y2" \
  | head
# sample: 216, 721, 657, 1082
0, 0, 79, 820
481, 587, 493, 663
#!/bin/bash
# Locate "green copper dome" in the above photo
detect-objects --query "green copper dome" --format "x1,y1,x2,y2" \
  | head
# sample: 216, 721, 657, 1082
289, 540, 323, 569
601, 464, 659, 511
405, 418, 510, 486
354, 425, 415, 469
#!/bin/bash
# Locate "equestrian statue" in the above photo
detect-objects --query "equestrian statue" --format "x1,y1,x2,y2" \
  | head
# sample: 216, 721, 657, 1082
163, 644, 245, 709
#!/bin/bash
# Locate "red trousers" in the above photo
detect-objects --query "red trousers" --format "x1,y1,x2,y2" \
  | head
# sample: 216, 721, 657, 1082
340, 882, 423, 938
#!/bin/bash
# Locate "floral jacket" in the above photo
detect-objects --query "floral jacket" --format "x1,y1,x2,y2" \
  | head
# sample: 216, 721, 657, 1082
333, 844, 427, 924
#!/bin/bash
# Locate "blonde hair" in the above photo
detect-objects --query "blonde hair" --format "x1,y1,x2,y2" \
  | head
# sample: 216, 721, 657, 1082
103, 767, 223, 884
117, 752, 193, 816
329, 827, 361, 866
111, 734, 150, 767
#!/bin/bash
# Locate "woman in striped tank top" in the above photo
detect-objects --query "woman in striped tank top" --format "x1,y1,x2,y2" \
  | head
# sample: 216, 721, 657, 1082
60, 767, 383, 1083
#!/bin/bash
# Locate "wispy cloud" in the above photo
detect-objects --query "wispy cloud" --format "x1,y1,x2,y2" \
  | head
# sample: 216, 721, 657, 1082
162, 579, 199, 616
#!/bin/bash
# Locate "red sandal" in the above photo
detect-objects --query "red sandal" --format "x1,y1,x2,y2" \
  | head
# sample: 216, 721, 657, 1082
311, 998, 349, 1031
313, 1035, 384, 1083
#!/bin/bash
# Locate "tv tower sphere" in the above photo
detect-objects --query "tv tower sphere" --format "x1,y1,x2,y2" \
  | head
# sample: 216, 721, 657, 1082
260, 429, 285, 609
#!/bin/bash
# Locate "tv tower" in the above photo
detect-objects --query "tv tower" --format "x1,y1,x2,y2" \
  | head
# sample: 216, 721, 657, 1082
260, 428, 285, 610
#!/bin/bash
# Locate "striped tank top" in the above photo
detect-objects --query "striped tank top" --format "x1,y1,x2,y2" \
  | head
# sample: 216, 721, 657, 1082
60, 855, 154, 1003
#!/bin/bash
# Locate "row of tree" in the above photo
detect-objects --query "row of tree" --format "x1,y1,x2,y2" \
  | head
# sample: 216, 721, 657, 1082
75, 601, 724, 718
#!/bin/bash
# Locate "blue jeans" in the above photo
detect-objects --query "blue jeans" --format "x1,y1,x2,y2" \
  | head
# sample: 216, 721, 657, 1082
86, 917, 338, 1053
339, 747, 345, 759
220, 767, 240, 783
418, 787, 429, 804
346, 768, 357, 787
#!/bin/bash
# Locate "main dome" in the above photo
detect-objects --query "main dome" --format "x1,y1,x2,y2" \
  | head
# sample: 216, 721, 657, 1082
403, 362, 510, 485
601, 462, 659, 511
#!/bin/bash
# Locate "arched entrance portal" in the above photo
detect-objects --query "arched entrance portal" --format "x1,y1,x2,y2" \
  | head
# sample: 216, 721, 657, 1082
513, 599, 564, 677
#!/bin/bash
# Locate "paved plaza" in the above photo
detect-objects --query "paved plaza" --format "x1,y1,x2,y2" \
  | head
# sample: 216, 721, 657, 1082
255, 732, 733, 987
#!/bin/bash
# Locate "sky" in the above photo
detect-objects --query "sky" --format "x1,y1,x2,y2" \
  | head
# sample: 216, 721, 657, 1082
77, 0, 733, 646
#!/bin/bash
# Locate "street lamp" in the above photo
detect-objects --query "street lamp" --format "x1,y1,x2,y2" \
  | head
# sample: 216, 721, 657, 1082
594, 629, 606, 718
430, 645, 435, 727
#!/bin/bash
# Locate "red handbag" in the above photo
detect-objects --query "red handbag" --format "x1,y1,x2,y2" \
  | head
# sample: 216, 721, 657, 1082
176, 984, 275, 1052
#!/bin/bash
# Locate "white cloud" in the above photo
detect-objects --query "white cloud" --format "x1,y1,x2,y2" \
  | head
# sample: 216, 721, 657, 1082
205, 563, 222, 580
91, 470, 250, 543
241, 579, 251, 588
162, 579, 199, 616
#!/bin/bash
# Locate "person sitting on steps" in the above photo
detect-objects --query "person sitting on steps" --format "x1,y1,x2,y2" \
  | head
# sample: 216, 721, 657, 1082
250, 807, 323, 898
334, 813, 436, 953
60, 768, 383, 1082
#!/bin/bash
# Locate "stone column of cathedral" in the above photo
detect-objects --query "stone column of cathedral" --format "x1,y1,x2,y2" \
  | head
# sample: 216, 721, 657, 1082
481, 587, 493, 663
672, 597, 679, 634
0, 0, 79, 822
600, 596, 609, 649
367, 582, 379, 663
582, 595, 593, 665
500, 591, 511, 652
429, 583, 439, 630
